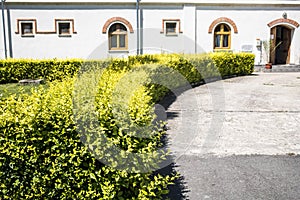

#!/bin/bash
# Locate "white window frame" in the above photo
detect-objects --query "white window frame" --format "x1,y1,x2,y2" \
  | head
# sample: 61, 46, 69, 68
20, 21, 35, 37
108, 23, 128, 51
165, 21, 178, 35
161, 19, 182, 36
57, 21, 72, 37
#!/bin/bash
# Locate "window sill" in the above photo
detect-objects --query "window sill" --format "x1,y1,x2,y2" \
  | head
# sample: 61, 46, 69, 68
213, 49, 233, 52
109, 50, 129, 53
21, 34, 35, 37
165, 33, 178, 36
58, 34, 72, 37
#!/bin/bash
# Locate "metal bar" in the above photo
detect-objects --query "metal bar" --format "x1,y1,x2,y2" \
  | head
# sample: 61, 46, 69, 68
1, 0, 7, 59
136, 0, 140, 55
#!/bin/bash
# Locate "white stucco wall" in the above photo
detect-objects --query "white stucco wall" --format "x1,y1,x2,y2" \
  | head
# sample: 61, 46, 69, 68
0, 13, 4, 59
140, 5, 185, 54
0, 1, 299, 65
197, 6, 300, 64
8, 4, 138, 59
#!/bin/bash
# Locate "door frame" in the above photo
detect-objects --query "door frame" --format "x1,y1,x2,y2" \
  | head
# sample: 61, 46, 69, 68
270, 25, 292, 65
267, 18, 299, 65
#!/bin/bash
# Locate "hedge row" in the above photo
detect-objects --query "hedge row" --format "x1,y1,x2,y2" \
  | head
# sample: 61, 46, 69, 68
0, 52, 255, 199
0, 78, 175, 199
0, 52, 254, 85
0, 59, 112, 84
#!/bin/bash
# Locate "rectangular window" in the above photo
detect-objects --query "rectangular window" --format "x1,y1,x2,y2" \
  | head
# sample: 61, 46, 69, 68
110, 35, 118, 48
119, 35, 126, 48
166, 22, 177, 35
21, 22, 34, 36
215, 35, 221, 48
161, 19, 182, 36
58, 22, 71, 36
223, 35, 229, 47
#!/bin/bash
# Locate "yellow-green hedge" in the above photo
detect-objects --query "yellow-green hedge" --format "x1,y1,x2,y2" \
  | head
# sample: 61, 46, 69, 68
0, 52, 254, 199
0, 59, 112, 84
0, 77, 175, 199
0, 52, 254, 84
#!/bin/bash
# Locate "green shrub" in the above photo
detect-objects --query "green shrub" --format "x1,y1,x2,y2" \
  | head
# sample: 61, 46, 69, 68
208, 52, 255, 77
0, 59, 111, 84
0, 52, 254, 199
0, 78, 175, 199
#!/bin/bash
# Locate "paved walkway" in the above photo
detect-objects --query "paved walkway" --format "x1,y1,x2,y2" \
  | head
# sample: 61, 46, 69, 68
166, 72, 300, 199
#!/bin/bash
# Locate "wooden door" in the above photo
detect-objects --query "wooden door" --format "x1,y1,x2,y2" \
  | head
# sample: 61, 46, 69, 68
275, 26, 291, 64
270, 27, 276, 64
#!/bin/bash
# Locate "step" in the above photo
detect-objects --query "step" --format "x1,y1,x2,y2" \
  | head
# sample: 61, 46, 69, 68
254, 64, 300, 73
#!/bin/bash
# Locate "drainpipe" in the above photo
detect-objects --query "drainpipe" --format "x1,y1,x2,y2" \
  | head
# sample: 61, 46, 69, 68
1, 0, 7, 59
136, 0, 140, 55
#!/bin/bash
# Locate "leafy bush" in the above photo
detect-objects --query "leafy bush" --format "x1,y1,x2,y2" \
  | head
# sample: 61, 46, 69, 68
0, 59, 111, 84
208, 52, 255, 77
0, 78, 175, 199
0, 52, 254, 199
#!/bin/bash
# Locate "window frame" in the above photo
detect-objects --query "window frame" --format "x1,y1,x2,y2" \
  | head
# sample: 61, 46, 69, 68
19, 21, 35, 37
213, 23, 231, 50
16, 19, 77, 36
108, 23, 128, 51
57, 21, 72, 37
161, 19, 182, 36
165, 21, 178, 35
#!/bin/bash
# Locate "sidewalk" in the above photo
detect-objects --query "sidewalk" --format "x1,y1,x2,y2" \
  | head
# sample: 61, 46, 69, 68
166, 72, 300, 199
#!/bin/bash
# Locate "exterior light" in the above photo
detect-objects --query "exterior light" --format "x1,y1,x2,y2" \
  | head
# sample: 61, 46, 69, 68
282, 12, 287, 19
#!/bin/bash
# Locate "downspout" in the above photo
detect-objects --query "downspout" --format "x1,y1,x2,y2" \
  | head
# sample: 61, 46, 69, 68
7, 7, 12, 58
1, 0, 7, 59
195, 6, 197, 54
136, 0, 140, 55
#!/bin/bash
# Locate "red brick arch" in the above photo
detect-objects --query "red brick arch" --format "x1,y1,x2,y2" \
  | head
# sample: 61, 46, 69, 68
102, 17, 134, 34
267, 18, 299, 28
208, 17, 238, 34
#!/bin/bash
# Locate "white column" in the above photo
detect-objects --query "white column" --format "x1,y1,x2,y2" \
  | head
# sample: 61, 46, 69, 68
183, 4, 196, 54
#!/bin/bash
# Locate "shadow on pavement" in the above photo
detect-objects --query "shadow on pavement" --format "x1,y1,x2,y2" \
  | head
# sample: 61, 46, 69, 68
156, 74, 256, 199
157, 162, 189, 200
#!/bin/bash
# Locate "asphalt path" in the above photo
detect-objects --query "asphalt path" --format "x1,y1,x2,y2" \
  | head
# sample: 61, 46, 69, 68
164, 72, 300, 200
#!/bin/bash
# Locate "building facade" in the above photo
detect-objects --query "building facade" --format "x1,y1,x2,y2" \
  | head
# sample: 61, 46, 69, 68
1, 0, 300, 65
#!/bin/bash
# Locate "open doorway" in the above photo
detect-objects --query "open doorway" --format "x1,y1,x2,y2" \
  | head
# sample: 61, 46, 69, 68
270, 25, 292, 65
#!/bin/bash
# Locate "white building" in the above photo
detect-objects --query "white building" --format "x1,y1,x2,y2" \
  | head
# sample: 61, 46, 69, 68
0, 0, 300, 65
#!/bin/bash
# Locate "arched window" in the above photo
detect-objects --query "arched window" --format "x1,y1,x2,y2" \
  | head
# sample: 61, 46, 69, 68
214, 23, 231, 50
109, 23, 128, 50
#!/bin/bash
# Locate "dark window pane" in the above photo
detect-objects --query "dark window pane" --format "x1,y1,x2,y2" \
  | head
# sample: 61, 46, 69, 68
110, 35, 118, 48
215, 25, 221, 32
21, 23, 33, 34
223, 35, 229, 47
166, 22, 176, 34
215, 35, 221, 47
110, 23, 127, 33
223, 24, 230, 32
117, 24, 127, 32
59, 23, 70, 34
110, 24, 117, 32
119, 35, 126, 48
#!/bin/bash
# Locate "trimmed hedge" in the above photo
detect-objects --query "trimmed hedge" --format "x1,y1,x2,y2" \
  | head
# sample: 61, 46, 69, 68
0, 59, 112, 84
0, 52, 254, 85
0, 52, 255, 199
0, 78, 175, 199
209, 52, 255, 76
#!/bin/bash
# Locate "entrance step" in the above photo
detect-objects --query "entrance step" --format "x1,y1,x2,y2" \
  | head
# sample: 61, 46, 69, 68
254, 64, 300, 73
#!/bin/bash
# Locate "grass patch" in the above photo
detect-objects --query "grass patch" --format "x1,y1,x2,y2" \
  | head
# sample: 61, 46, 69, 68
0, 83, 47, 99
